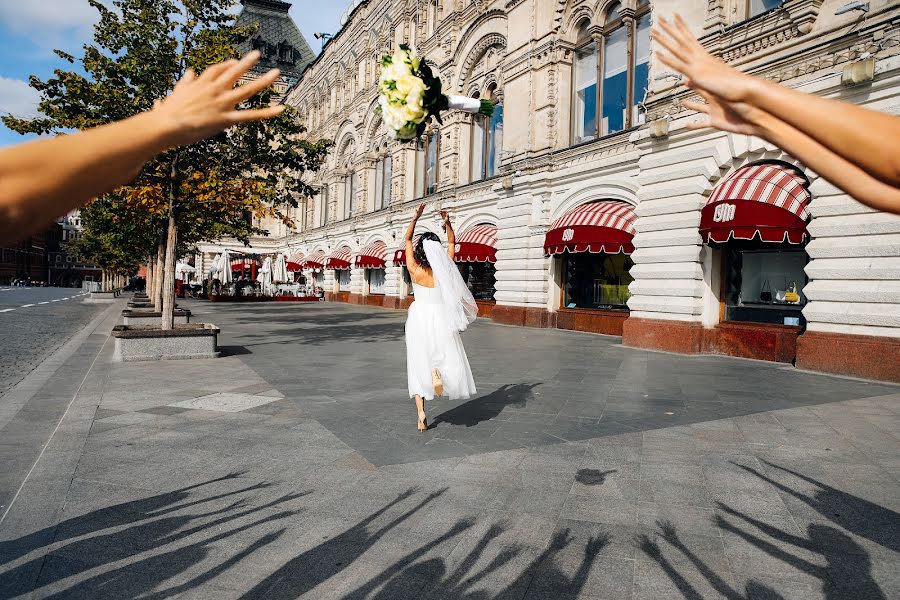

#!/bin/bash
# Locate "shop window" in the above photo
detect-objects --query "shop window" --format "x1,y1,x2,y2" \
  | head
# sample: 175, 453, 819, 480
723, 243, 808, 326
562, 252, 633, 310
338, 270, 351, 291
367, 268, 385, 295
457, 262, 496, 301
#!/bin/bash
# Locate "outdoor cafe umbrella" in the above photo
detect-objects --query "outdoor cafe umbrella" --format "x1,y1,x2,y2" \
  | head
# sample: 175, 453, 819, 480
220, 249, 232, 285
208, 254, 222, 278
175, 262, 196, 282
257, 256, 273, 295
273, 253, 289, 283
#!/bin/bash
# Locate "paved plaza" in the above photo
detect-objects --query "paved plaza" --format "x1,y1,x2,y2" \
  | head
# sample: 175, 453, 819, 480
0, 298, 898, 599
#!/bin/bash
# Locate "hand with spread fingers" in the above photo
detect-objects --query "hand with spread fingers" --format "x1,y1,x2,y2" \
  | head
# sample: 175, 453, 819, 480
0, 50, 285, 244
652, 14, 900, 215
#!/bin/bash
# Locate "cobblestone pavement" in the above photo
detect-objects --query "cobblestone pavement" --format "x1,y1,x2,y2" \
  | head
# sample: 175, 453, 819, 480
0, 298, 897, 599
0, 287, 98, 398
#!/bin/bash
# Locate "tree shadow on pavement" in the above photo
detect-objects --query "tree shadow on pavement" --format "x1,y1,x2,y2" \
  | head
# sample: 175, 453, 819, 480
431, 384, 543, 428
635, 461, 891, 600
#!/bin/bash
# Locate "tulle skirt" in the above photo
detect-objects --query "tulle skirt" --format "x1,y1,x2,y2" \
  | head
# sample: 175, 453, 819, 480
405, 299, 476, 401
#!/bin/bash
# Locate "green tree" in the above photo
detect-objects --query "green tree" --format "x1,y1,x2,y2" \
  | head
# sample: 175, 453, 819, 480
3, 0, 330, 329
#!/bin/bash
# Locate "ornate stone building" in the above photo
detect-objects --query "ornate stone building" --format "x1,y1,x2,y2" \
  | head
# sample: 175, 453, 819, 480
198, 0, 900, 382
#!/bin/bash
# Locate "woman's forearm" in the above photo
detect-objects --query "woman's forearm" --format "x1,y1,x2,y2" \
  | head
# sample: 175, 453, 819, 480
756, 111, 900, 214
405, 216, 418, 241
744, 74, 900, 187
0, 112, 177, 242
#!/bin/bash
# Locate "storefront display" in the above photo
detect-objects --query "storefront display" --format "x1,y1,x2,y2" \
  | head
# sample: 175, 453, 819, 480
562, 252, 633, 309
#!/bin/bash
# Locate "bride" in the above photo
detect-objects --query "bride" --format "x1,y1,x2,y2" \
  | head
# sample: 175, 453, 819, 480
404, 203, 478, 431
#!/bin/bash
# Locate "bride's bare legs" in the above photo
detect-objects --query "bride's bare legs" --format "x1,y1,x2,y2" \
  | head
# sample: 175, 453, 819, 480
415, 395, 427, 431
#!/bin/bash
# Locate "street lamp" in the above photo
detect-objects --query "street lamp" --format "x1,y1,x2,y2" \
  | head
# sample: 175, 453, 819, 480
313, 32, 334, 51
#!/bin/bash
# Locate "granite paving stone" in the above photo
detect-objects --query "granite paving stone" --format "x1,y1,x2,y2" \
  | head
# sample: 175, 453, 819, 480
0, 299, 897, 598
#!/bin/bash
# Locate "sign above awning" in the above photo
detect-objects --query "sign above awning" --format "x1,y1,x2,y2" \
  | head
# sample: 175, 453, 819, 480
700, 163, 811, 244
544, 201, 636, 256
455, 224, 497, 263
355, 240, 388, 269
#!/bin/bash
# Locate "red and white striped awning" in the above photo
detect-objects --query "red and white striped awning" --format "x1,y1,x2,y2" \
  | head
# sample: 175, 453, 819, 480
455, 224, 497, 263
301, 249, 326, 269
325, 246, 352, 270
544, 201, 636, 256
700, 163, 811, 244
355, 241, 388, 269
230, 256, 261, 270
286, 251, 304, 271
393, 235, 421, 267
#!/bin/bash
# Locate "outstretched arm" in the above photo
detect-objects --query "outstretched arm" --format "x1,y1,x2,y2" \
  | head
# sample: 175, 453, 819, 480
653, 14, 900, 188
405, 202, 426, 272
0, 50, 284, 244
441, 210, 455, 261
684, 90, 900, 214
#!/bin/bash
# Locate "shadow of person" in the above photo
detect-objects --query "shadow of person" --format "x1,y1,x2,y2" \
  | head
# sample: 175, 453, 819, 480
735, 460, 899, 554
1, 491, 308, 597
237, 487, 446, 599
716, 504, 887, 600
431, 384, 542, 428
575, 469, 617, 486
637, 520, 784, 600
0, 472, 264, 568
348, 524, 607, 599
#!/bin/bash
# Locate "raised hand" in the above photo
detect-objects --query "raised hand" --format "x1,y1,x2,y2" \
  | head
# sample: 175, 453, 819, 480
440, 209, 451, 230
151, 50, 286, 148
682, 90, 768, 137
414, 202, 427, 219
652, 15, 756, 104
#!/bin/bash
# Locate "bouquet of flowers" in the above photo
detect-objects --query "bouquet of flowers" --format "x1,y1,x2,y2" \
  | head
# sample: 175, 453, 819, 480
378, 45, 495, 141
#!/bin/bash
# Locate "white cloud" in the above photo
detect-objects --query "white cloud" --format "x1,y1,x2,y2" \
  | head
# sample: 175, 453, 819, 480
0, 77, 41, 119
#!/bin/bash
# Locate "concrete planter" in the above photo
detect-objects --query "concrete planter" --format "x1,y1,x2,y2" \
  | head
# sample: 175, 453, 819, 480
112, 323, 220, 361
86, 291, 119, 303
122, 308, 192, 326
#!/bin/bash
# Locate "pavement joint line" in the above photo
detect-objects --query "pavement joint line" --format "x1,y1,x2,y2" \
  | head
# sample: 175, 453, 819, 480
21, 304, 34, 307
0, 308, 13, 313
0, 306, 114, 527
38, 301, 49, 305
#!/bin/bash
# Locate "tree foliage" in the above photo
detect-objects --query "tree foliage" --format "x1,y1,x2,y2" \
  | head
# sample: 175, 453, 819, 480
3, 0, 331, 272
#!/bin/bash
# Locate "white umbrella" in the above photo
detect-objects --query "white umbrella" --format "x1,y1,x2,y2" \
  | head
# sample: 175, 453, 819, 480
175, 262, 196, 282
256, 256, 273, 295
273, 253, 289, 283
220, 249, 232, 285
208, 254, 222, 277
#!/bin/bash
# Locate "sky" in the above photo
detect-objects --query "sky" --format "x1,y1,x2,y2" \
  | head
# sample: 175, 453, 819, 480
0, 0, 345, 148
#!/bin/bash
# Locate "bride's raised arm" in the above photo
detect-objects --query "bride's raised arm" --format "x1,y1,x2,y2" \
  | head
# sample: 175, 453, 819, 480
441, 210, 455, 261
405, 202, 426, 272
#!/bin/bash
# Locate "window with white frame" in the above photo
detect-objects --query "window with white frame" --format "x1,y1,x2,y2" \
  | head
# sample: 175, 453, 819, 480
471, 87, 503, 180
425, 130, 439, 195
338, 269, 351, 291
367, 268, 385, 294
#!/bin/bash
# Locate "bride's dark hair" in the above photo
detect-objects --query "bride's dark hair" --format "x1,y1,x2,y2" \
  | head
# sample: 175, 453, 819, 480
414, 232, 441, 269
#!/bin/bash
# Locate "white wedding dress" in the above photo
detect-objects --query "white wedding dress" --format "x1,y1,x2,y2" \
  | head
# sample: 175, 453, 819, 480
405, 240, 478, 401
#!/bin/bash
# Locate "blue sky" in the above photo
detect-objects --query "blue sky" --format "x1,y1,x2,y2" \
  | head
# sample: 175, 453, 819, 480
0, 0, 344, 147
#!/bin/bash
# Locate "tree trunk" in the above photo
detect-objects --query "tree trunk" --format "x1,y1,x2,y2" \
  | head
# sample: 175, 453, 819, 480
161, 214, 177, 330
153, 239, 165, 311
101, 270, 107, 292
146, 258, 154, 296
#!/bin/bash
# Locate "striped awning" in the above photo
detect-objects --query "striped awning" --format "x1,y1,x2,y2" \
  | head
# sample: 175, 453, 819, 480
286, 251, 304, 271
301, 249, 326, 269
393, 235, 421, 267
325, 246, 352, 270
455, 224, 497, 263
544, 201, 636, 256
355, 241, 388, 269
700, 163, 811, 245
230, 256, 261, 269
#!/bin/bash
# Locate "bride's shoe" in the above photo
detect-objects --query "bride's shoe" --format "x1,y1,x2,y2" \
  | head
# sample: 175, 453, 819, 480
417, 412, 428, 432
432, 368, 444, 397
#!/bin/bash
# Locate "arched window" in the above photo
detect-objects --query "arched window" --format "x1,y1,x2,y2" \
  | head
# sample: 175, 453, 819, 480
471, 86, 503, 180
571, 1, 651, 143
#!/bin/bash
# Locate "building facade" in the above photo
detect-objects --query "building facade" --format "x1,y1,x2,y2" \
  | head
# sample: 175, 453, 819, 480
47, 210, 102, 288
199, 0, 900, 382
